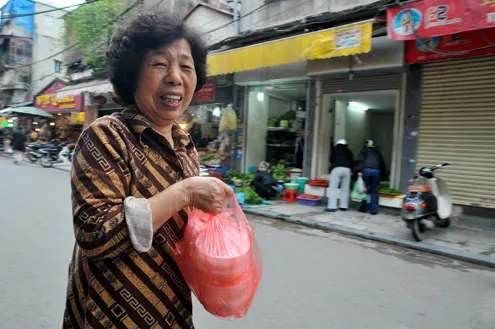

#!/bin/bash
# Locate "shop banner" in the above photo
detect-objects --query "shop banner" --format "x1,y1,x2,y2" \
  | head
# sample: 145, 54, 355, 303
34, 93, 83, 112
195, 83, 215, 101
387, 0, 495, 41
406, 27, 495, 63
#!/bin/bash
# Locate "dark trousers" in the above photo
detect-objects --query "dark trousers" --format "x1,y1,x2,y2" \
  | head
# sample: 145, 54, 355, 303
360, 168, 380, 214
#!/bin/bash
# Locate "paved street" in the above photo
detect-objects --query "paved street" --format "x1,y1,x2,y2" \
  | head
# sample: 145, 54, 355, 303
1, 156, 495, 329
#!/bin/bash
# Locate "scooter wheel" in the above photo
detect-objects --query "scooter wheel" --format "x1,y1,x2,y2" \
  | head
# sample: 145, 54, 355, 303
436, 217, 451, 228
40, 154, 53, 168
27, 154, 38, 163
411, 219, 424, 242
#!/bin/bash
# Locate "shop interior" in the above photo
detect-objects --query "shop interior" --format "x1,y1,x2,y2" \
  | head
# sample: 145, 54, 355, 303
181, 102, 238, 169
317, 90, 398, 186
245, 82, 307, 170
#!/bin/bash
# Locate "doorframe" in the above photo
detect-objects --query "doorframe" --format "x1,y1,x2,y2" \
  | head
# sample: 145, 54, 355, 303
313, 89, 403, 188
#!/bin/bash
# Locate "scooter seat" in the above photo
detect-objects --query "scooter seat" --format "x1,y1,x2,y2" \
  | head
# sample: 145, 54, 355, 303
407, 184, 431, 193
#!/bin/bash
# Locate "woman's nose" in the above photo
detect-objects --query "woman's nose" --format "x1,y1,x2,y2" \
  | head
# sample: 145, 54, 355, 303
165, 65, 182, 86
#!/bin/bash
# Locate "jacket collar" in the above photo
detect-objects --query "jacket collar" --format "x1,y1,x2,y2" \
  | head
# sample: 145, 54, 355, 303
119, 106, 193, 149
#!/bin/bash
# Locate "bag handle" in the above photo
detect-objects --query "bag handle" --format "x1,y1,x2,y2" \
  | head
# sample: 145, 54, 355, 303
224, 197, 250, 227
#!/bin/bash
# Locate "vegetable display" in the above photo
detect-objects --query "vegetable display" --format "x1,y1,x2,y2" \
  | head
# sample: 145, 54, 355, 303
224, 171, 255, 187
237, 188, 263, 204
267, 118, 279, 127
378, 185, 403, 195
201, 155, 215, 162
272, 164, 289, 181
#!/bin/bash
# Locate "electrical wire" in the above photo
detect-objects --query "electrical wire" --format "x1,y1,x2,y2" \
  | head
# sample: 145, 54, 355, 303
205, 0, 278, 34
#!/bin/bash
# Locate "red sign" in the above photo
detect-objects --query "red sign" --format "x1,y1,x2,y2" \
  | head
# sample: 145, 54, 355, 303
387, 0, 495, 41
195, 83, 215, 101
406, 27, 495, 63
34, 93, 83, 112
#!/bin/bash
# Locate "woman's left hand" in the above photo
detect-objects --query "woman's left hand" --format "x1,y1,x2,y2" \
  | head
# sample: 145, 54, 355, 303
183, 177, 235, 214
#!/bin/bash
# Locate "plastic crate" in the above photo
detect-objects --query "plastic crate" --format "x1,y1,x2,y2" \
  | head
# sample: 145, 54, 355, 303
209, 172, 223, 179
297, 195, 323, 206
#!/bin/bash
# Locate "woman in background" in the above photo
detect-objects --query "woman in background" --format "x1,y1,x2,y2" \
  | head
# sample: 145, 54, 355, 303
326, 139, 354, 212
251, 161, 279, 200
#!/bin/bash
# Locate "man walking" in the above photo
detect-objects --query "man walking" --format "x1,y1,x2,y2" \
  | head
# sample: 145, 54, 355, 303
11, 128, 26, 165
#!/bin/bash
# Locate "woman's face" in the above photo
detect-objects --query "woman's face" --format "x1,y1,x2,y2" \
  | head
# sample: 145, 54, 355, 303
134, 39, 197, 128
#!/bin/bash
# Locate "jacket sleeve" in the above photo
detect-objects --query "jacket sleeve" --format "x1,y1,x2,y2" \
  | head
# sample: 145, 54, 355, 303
71, 119, 137, 260
354, 150, 365, 173
348, 150, 355, 170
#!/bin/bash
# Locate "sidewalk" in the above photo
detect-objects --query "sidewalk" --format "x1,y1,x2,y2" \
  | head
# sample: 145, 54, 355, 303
243, 201, 495, 268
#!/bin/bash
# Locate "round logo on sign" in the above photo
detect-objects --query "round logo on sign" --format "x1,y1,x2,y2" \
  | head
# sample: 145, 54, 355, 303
393, 8, 422, 36
416, 36, 440, 52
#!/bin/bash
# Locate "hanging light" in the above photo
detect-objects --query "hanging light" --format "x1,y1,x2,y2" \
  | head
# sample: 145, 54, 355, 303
349, 102, 368, 111
213, 107, 221, 117
257, 92, 264, 101
49, 122, 55, 126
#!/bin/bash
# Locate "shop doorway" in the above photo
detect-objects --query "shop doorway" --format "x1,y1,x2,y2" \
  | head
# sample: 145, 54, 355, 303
244, 82, 307, 171
314, 90, 401, 187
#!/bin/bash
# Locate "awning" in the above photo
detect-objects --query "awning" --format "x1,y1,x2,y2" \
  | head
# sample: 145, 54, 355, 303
0, 106, 53, 118
55, 79, 114, 98
207, 21, 372, 76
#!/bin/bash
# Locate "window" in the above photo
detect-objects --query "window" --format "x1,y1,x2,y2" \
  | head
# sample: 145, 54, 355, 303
54, 60, 62, 74
44, 15, 54, 27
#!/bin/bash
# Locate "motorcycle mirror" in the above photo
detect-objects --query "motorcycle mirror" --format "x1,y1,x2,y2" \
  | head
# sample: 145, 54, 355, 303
442, 163, 450, 167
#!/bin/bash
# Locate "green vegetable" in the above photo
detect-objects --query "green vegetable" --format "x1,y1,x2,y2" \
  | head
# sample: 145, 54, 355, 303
272, 164, 289, 181
237, 187, 263, 204
267, 118, 279, 127
379, 187, 403, 195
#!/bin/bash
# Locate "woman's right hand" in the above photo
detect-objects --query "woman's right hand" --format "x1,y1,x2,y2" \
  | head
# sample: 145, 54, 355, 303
183, 177, 235, 214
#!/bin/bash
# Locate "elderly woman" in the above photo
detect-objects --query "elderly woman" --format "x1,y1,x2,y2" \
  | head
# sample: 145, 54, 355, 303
62, 12, 233, 329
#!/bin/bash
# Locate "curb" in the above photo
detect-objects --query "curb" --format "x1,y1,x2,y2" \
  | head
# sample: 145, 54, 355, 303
243, 207, 495, 269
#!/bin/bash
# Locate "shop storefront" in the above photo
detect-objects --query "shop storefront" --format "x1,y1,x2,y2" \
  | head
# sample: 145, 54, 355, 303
207, 21, 374, 174
244, 81, 307, 169
407, 34, 495, 209
175, 75, 238, 169
308, 35, 405, 188
34, 80, 85, 142
53, 79, 122, 130
388, 0, 495, 209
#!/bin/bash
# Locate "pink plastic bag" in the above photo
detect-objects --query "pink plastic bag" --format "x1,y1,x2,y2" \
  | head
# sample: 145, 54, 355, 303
175, 198, 263, 319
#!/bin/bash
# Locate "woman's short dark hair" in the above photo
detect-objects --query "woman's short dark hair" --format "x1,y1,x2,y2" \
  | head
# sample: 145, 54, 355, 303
107, 11, 207, 106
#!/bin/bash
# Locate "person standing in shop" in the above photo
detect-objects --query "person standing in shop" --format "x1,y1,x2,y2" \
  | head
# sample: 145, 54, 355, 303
295, 129, 304, 169
355, 140, 386, 215
11, 127, 26, 165
326, 139, 354, 212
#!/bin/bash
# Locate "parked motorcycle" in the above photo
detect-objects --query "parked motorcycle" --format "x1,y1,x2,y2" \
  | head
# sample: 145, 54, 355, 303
401, 163, 453, 241
26, 143, 50, 162
39, 142, 76, 168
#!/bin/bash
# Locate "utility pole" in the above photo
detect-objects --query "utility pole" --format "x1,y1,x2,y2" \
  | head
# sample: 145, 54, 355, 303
233, 0, 240, 35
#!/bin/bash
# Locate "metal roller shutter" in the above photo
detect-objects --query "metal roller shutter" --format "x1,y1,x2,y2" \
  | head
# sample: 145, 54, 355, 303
321, 74, 402, 94
417, 55, 495, 209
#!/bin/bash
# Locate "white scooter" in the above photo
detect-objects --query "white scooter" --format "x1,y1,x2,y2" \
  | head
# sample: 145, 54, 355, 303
401, 163, 453, 241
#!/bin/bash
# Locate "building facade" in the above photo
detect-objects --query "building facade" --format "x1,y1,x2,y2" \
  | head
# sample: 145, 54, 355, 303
0, 0, 66, 107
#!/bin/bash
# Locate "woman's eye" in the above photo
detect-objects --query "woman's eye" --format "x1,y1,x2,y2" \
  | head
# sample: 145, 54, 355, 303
154, 62, 167, 67
181, 65, 193, 70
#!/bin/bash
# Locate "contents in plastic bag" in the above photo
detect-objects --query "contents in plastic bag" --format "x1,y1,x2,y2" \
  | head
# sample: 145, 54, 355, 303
175, 199, 263, 319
